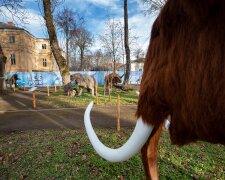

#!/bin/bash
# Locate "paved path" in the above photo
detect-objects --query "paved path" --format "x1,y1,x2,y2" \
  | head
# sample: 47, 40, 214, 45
0, 91, 137, 134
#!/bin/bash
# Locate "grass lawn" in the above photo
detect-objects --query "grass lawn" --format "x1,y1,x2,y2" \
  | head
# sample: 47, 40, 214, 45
1, 86, 224, 179
0, 129, 224, 179
38, 85, 139, 108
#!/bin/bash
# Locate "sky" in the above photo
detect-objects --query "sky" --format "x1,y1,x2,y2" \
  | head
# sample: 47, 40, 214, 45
1, 0, 158, 59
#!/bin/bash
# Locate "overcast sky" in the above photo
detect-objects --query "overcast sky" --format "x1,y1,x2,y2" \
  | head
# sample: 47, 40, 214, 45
1, 0, 157, 58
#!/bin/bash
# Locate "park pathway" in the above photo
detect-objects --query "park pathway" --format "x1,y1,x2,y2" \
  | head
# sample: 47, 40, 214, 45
0, 91, 137, 134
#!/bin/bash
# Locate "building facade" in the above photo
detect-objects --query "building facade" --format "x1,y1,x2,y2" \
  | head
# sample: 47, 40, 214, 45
131, 58, 144, 72
0, 22, 60, 72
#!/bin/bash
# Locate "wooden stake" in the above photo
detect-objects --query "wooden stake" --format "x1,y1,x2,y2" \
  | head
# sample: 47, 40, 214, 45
33, 92, 36, 109
54, 85, 57, 92
117, 94, 121, 131
95, 86, 99, 105
103, 84, 106, 103
109, 81, 113, 102
110, 81, 113, 93
109, 91, 111, 102
47, 86, 50, 96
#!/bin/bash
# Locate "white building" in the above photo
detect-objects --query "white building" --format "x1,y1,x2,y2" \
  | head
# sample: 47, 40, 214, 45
131, 58, 144, 72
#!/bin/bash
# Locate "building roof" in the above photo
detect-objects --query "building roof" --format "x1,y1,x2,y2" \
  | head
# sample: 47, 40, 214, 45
131, 58, 145, 63
0, 22, 47, 40
0, 22, 23, 30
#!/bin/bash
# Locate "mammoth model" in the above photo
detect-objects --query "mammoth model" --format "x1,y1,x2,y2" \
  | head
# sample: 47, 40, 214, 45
84, 0, 225, 179
70, 73, 97, 96
104, 72, 122, 93
9, 74, 19, 89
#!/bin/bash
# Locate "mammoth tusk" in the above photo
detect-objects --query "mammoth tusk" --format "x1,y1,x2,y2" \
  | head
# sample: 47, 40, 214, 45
84, 101, 154, 162
136, 91, 140, 96
164, 115, 171, 130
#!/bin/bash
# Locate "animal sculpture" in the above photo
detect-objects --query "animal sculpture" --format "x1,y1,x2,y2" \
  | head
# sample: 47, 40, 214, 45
104, 72, 122, 93
9, 74, 19, 89
70, 73, 97, 96
84, 0, 225, 179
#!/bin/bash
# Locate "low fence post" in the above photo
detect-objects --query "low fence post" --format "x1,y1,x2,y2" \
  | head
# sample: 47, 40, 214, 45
117, 93, 121, 132
29, 87, 37, 109
47, 86, 50, 96
95, 86, 99, 105
109, 91, 111, 102
103, 84, 106, 104
54, 85, 57, 92
33, 92, 36, 109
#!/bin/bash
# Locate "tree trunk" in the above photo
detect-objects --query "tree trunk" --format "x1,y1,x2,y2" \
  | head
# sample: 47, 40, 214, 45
80, 48, 84, 70
0, 44, 7, 92
113, 56, 116, 73
43, 0, 71, 93
123, 0, 131, 85
66, 34, 69, 67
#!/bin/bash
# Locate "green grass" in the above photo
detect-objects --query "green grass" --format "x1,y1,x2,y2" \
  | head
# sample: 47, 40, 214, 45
1, 86, 225, 179
0, 129, 224, 179
38, 85, 138, 108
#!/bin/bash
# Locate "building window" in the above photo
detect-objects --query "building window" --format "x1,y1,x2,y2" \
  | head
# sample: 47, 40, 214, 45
10, 54, 16, 65
9, 36, 15, 43
42, 59, 47, 67
42, 44, 47, 49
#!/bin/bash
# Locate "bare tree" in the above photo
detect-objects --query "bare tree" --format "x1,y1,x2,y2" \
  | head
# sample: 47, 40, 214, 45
69, 39, 78, 71
94, 49, 103, 67
42, 0, 71, 92
100, 17, 122, 73
123, 0, 131, 85
0, 0, 28, 23
75, 27, 93, 70
133, 46, 145, 59
91, 50, 111, 71
142, 0, 166, 14
55, 7, 83, 67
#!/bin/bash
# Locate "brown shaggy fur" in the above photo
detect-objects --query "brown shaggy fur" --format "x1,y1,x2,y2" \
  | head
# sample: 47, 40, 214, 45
137, 0, 225, 146
104, 72, 122, 86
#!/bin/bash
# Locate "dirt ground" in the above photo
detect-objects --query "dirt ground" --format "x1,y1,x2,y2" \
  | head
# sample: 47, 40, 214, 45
0, 90, 137, 134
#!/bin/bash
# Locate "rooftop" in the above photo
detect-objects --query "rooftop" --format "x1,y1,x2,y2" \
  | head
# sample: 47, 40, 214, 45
132, 58, 145, 63
0, 22, 23, 30
0, 22, 47, 40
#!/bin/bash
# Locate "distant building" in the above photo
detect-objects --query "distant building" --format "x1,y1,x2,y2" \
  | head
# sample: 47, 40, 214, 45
0, 22, 61, 72
107, 62, 125, 71
131, 58, 144, 71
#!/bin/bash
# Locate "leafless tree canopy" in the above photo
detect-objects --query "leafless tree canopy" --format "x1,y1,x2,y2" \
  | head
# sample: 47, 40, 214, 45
100, 17, 123, 72
0, 0, 28, 23
75, 26, 93, 70
55, 7, 83, 66
142, 0, 167, 14
133, 47, 145, 59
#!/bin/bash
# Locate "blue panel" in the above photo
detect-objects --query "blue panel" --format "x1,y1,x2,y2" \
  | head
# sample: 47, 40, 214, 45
5, 71, 143, 87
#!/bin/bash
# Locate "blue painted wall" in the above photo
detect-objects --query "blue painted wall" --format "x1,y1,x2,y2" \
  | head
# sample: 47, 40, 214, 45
5, 71, 143, 87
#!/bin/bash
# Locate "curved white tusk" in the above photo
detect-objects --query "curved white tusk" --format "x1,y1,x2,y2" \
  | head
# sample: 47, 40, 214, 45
136, 91, 140, 96
84, 101, 154, 162
164, 115, 171, 129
